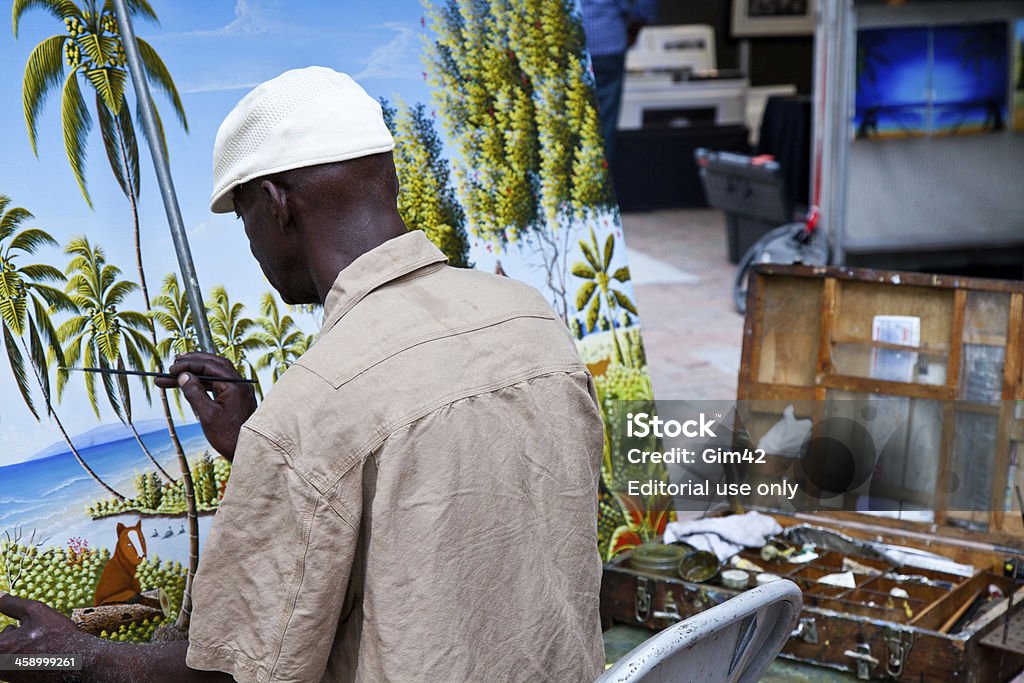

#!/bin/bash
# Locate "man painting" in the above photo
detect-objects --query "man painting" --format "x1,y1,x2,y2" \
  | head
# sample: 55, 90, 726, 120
0, 67, 606, 683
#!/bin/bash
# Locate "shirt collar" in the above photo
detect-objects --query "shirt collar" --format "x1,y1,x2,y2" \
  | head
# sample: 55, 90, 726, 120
320, 230, 448, 333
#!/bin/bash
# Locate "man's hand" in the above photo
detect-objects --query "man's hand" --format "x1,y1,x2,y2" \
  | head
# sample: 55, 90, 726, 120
155, 352, 257, 461
0, 593, 232, 682
0, 593, 98, 682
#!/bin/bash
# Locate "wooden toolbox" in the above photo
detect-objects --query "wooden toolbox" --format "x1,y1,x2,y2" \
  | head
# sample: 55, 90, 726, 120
601, 265, 1024, 681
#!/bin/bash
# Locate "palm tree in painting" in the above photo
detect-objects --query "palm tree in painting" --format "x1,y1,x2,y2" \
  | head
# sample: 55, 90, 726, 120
254, 293, 305, 382
14, 0, 188, 323
856, 31, 891, 89
290, 331, 315, 358
0, 197, 125, 499
958, 23, 1007, 75
207, 285, 263, 398
57, 237, 175, 482
855, 31, 892, 139
14, 0, 195, 519
572, 228, 636, 366
955, 23, 1007, 132
14, 0, 187, 210
150, 273, 199, 415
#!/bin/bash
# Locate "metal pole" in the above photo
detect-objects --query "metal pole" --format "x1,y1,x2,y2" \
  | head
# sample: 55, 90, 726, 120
111, 0, 215, 354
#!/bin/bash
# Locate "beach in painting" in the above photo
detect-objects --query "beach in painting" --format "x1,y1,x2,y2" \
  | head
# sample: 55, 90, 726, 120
0, 422, 216, 558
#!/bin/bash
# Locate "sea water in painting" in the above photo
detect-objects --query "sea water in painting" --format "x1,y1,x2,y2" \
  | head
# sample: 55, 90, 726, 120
0, 0, 660, 640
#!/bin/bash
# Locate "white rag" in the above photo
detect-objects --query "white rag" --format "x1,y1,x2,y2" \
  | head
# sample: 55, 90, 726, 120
664, 511, 783, 561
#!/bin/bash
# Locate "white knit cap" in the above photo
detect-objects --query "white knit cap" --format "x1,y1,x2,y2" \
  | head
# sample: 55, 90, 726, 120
210, 66, 394, 213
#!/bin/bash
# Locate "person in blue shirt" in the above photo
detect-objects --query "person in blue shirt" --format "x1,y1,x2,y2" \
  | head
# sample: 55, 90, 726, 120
581, 0, 659, 165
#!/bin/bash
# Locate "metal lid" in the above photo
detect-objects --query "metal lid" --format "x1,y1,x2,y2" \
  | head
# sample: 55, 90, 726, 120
629, 543, 691, 573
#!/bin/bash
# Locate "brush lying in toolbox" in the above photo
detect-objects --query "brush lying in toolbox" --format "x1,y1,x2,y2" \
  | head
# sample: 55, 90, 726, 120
61, 367, 258, 384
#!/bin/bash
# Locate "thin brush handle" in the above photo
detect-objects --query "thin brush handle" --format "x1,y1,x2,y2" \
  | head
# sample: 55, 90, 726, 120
62, 366, 257, 385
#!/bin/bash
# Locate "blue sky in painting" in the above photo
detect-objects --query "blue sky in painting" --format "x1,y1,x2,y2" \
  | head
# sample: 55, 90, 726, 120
856, 27, 930, 109
854, 27, 929, 134
0, 0, 439, 459
932, 24, 1008, 105
0, 0, 631, 462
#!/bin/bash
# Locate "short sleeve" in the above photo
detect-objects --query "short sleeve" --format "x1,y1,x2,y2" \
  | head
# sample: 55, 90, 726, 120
186, 425, 361, 683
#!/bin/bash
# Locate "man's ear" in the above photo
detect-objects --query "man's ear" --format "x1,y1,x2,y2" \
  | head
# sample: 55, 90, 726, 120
260, 179, 291, 231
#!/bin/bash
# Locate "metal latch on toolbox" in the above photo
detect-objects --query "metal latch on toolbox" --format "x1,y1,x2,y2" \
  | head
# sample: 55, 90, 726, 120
652, 591, 682, 622
635, 577, 651, 622
790, 617, 818, 644
634, 578, 683, 623
883, 627, 914, 678
844, 642, 879, 680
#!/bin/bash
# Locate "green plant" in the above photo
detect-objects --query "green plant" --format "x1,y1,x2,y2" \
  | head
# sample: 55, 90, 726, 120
425, 0, 613, 248
572, 228, 636, 365
591, 366, 673, 560
88, 454, 232, 519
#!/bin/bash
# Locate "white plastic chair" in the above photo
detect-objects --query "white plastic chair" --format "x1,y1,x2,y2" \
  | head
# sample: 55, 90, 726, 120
596, 579, 803, 683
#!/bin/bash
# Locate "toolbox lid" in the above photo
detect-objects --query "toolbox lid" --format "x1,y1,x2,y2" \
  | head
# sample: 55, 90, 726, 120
735, 264, 1024, 564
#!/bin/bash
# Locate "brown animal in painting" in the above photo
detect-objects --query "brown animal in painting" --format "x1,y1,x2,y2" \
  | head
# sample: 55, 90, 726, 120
586, 358, 610, 378
93, 521, 147, 606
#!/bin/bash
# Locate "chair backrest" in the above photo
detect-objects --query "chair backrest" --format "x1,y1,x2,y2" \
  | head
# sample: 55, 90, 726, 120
596, 579, 802, 683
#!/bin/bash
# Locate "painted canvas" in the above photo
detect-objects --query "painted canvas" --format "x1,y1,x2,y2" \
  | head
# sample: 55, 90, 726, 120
855, 22, 1010, 139
855, 26, 930, 139
0, 0, 655, 643
931, 22, 1009, 136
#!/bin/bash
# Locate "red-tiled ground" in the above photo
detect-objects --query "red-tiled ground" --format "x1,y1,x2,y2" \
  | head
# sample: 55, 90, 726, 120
623, 208, 745, 401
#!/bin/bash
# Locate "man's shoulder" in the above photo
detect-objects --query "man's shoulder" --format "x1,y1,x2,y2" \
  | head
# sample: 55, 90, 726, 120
396, 264, 551, 314
298, 265, 563, 384
245, 264, 586, 484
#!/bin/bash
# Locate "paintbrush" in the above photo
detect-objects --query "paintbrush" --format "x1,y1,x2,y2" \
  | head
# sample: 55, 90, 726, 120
61, 366, 257, 385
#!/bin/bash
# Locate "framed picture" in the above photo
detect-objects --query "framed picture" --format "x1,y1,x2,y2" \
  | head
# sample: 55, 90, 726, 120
853, 22, 1010, 140
732, 0, 817, 37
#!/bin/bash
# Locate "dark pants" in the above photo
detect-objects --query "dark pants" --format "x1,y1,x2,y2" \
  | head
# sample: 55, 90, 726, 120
591, 52, 626, 167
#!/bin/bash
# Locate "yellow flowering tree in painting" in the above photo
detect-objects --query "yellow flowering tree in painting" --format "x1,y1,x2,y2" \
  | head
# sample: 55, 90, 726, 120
382, 98, 472, 268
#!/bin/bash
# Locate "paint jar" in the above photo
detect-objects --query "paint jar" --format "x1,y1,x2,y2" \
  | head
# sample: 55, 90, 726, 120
721, 569, 750, 590
629, 542, 691, 576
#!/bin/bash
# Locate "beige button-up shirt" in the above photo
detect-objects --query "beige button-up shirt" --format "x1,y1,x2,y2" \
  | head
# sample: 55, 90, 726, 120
186, 231, 605, 682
